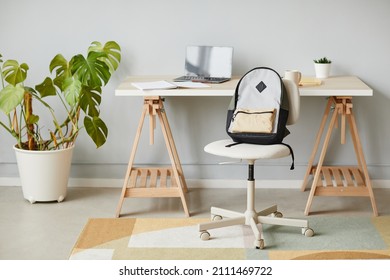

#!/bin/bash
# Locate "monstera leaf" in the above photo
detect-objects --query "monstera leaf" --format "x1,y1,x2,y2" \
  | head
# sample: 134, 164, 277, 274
79, 86, 102, 117
70, 51, 110, 87
84, 115, 108, 148
88, 41, 121, 73
2, 60, 29, 86
0, 84, 25, 114
62, 77, 82, 106
49, 54, 70, 89
35, 77, 56, 98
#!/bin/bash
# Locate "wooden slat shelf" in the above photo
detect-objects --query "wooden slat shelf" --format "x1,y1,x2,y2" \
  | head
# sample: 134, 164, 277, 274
312, 166, 365, 188
312, 166, 370, 197
124, 167, 183, 198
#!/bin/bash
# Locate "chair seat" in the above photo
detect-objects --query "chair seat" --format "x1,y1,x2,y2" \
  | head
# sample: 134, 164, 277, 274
204, 139, 291, 160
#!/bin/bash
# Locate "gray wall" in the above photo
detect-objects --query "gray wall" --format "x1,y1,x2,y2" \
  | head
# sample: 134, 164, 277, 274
1, 0, 390, 183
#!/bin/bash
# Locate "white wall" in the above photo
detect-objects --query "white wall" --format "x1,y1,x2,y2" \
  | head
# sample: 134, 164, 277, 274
1, 0, 390, 183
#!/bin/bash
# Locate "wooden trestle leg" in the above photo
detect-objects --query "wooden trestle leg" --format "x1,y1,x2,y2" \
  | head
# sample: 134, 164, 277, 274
116, 96, 190, 217
302, 97, 378, 216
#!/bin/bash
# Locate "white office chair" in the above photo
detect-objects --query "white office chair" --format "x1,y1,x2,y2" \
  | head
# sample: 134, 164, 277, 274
198, 79, 314, 249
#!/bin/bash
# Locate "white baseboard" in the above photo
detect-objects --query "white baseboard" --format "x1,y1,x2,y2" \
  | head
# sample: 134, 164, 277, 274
1, 177, 390, 188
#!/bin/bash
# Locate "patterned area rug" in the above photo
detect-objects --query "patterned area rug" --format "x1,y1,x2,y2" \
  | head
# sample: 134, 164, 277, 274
70, 216, 390, 260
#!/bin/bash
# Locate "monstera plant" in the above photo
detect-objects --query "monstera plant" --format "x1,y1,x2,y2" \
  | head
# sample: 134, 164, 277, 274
0, 41, 121, 150
0, 41, 121, 203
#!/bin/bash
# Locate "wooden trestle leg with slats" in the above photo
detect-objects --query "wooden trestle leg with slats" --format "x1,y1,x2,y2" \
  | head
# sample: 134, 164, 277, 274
115, 96, 190, 217
302, 96, 378, 216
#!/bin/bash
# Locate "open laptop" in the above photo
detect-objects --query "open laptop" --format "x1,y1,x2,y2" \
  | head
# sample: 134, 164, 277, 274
174, 46, 233, 83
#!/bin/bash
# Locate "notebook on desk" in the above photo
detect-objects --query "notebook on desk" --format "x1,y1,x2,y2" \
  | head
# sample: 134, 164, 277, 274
174, 46, 233, 84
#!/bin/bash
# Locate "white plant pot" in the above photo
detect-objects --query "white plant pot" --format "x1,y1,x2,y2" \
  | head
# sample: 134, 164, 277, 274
14, 145, 75, 203
314, 63, 331, 78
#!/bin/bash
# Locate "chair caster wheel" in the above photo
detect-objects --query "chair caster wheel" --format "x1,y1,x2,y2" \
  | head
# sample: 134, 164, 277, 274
200, 231, 210, 241
273, 211, 283, 218
212, 215, 222, 221
302, 227, 314, 237
255, 239, 265, 249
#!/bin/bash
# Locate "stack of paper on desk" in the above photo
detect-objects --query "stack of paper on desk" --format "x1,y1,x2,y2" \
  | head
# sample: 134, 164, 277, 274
131, 80, 209, 90
299, 77, 322, 86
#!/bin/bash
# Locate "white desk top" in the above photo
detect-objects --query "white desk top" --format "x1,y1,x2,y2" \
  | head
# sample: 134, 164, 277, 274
115, 75, 239, 97
115, 75, 373, 97
299, 76, 373, 96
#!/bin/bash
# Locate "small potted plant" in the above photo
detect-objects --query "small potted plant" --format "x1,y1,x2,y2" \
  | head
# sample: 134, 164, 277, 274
0, 41, 121, 203
313, 57, 332, 78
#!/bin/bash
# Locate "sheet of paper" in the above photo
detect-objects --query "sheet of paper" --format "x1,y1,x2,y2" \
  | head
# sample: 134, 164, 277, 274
131, 80, 177, 90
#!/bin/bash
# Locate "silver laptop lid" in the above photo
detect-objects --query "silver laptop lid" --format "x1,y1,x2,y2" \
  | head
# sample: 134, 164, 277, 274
184, 46, 233, 78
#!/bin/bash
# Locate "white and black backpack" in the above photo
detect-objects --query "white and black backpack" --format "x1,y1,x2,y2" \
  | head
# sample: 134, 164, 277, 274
226, 67, 294, 169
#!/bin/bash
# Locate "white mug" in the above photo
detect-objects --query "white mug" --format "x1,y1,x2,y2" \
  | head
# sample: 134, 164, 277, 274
284, 70, 302, 85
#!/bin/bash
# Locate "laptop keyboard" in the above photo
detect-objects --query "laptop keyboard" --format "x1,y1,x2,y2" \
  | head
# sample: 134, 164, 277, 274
174, 76, 229, 83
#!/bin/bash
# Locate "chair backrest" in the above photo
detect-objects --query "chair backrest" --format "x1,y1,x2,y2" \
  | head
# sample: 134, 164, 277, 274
282, 79, 300, 125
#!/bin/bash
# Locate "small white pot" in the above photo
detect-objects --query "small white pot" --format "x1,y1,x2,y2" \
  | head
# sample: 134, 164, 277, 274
314, 63, 331, 78
14, 145, 75, 203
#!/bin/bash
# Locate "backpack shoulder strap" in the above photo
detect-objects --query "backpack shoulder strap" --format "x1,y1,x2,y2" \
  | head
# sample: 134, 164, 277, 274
281, 143, 295, 170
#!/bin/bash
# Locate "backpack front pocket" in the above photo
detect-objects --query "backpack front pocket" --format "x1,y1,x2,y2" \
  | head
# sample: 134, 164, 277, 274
230, 108, 276, 133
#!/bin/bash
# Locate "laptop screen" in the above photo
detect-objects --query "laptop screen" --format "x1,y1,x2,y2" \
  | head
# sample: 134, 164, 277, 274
184, 46, 233, 78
